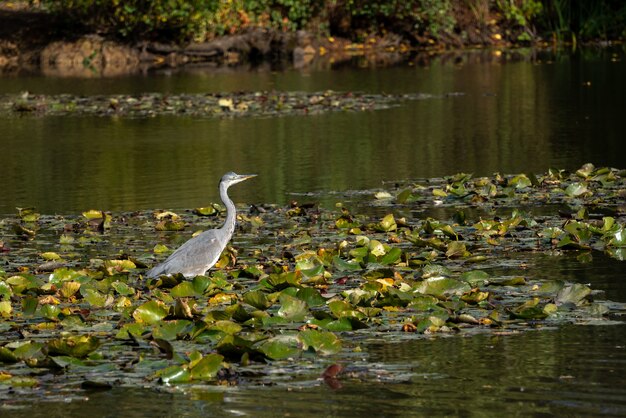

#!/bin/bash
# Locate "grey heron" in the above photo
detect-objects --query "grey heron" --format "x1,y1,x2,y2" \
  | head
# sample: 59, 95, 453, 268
146, 172, 257, 278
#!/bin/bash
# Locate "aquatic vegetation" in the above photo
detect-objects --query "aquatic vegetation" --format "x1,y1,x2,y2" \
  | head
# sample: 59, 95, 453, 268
0, 91, 435, 119
0, 165, 624, 400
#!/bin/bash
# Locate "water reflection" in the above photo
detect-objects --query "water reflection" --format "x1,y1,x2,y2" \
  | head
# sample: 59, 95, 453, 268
7, 324, 625, 417
1, 48, 625, 214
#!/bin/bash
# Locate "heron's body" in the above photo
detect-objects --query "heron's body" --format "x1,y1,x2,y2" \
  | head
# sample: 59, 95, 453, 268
146, 172, 256, 278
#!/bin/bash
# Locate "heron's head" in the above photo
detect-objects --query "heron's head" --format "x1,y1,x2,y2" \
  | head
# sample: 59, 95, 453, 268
221, 172, 257, 188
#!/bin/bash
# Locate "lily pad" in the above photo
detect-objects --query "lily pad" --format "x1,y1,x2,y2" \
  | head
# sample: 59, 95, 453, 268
556, 283, 592, 306
47, 335, 100, 358
256, 335, 300, 360
299, 330, 342, 355
190, 353, 224, 380
133, 300, 170, 324
415, 277, 471, 298
278, 294, 308, 322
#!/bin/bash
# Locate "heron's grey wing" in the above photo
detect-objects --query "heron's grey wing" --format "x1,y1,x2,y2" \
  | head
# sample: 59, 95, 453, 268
147, 230, 224, 277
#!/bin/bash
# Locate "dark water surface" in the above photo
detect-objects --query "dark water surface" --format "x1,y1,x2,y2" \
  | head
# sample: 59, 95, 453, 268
1, 48, 626, 416
1, 48, 625, 214
6, 323, 626, 417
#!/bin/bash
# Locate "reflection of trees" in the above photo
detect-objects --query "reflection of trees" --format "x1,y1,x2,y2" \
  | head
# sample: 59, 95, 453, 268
1, 50, 624, 214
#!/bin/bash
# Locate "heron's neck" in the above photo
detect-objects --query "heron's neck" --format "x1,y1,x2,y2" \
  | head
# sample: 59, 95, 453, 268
219, 182, 237, 238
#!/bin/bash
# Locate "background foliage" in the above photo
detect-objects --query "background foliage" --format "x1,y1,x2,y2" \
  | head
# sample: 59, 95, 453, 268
41, 0, 626, 43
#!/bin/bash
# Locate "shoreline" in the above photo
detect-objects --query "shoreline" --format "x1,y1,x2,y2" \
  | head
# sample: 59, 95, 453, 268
0, 5, 622, 77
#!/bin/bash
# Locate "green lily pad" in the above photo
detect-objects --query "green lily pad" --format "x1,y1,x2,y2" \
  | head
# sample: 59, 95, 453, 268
608, 227, 626, 247
415, 277, 471, 298
133, 300, 169, 324
158, 365, 192, 384
193, 205, 220, 216
556, 283, 591, 306
278, 294, 308, 322
510, 174, 532, 189
81, 288, 109, 307
299, 330, 342, 355
208, 320, 243, 335
380, 247, 402, 265
17, 207, 40, 222
256, 335, 300, 360
0, 301, 12, 318
0, 347, 18, 363
333, 256, 361, 272
460, 270, 490, 286
565, 182, 589, 197
47, 335, 100, 358
171, 281, 201, 298
510, 298, 548, 320
377, 214, 397, 232
243, 290, 272, 310
445, 241, 470, 258
296, 287, 327, 307
153, 320, 193, 341
190, 353, 224, 380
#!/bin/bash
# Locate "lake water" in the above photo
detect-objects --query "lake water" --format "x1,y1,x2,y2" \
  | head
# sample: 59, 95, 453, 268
1, 47, 626, 417
1, 48, 625, 214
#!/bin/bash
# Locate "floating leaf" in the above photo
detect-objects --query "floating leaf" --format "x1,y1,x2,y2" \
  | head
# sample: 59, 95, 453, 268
415, 277, 471, 298
7, 274, 41, 293
208, 320, 242, 335
190, 354, 224, 380
565, 182, 589, 197
60, 281, 81, 298
0, 347, 18, 363
171, 281, 200, 298
111, 281, 134, 296
608, 228, 626, 247
377, 214, 397, 232
510, 298, 548, 320
296, 287, 327, 307
41, 252, 61, 261
460, 270, 490, 286
369, 240, 386, 257
82, 209, 104, 219
278, 294, 308, 322
81, 288, 109, 307
0, 282, 12, 299
153, 320, 193, 341
333, 256, 361, 272
299, 330, 342, 355
155, 219, 186, 231
104, 259, 136, 274
556, 284, 591, 306
193, 205, 219, 216
158, 365, 191, 384
0, 301, 12, 318
445, 241, 469, 258
243, 290, 272, 310
133, 300, 169, 324
47, 335, 100, 358
153, 244, 169, 254
509, 174, 532, 189
256, 335, 300, 360
17, 207, 40, 222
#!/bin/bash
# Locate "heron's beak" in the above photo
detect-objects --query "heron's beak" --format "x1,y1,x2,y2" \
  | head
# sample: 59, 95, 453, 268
236, 174, 257, 183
